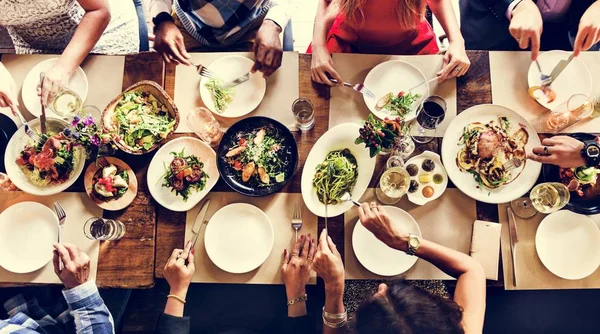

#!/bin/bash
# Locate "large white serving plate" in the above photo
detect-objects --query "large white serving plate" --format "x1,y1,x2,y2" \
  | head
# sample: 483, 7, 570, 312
441, 104, 542, 204
527, 50, 591, 110
535, 210, 600, 280
353, 206, 421, 276
204, 203, 274, 274
147, 137, 219, 212
363, 60, 429, 122
22, 58, 88, 118
0, 202, 58, 273
199, 55, 266, 118
4, 118, 85, 196
301, 123, 376, 217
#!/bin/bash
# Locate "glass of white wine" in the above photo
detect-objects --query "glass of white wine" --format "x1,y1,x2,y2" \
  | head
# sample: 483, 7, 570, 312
375, 166, 410, 205
529, 182, 570, 214
48, 88, 83, 118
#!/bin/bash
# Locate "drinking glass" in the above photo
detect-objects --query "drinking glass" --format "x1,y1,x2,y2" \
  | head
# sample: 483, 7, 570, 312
529, 182, 570, 214
186, 107, 224, 147
392, 136, 415, 160
375, 166, 410, 205
84, 217, 126, 241
542, 94, 593, 133
510, 198, 538, 219
409, 96, 447, 144
79, 105, 102, 123
47, 87, 83, 118
386, 155, 405, 170
292, 98, 314, 131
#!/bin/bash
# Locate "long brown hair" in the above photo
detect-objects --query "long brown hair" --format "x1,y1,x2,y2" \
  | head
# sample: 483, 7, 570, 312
336, 0, 426, 29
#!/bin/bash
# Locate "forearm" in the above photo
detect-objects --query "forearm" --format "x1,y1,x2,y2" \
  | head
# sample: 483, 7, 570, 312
427, 0, 463, 43
286, 288, 307, 317
57, 7, 110, 74
322, 284, 346, 334
63, 281, 115, 333
312, 0, 338, 48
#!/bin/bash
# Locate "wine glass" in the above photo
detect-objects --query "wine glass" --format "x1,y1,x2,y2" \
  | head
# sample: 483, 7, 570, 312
409, 95, 446, 144
510, 198, 538, 219
375, 166, 410, 205
542, 94, 593, 133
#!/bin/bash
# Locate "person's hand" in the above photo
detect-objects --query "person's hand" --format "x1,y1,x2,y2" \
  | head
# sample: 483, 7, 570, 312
527, 136, 587, 168
437, 40, 470, 81
573, 1, 600, 56
251, 20, 283, 78
358, 202, 408, 251
164, 241, 195, 298
154, 20, 191, 65
313, 230, 344, 292
509, 0, 543, 60
37, 64, 70, 106
310, 44, 342, 86
0, 65, 18, 109
282, 234, 316, 298
53, 243, 91, 289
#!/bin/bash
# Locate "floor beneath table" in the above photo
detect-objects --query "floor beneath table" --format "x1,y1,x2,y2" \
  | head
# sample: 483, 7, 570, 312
114, 280, 600, 334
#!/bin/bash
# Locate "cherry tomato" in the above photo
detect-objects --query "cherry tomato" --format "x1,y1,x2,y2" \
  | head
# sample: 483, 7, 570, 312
233, 160, 243, 171
176, 170, 185, 180
397, 91, 405, 98
238, 138, 247, 146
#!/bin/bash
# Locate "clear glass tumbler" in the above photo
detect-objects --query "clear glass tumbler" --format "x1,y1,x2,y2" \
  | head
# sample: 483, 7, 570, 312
84, 217, 126, 241
186, 107, 224, 147
543, 94, 593, 133
292, 98, 315, 131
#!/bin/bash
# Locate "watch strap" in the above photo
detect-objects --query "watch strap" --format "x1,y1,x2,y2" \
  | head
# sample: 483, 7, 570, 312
152, 12, 175, 32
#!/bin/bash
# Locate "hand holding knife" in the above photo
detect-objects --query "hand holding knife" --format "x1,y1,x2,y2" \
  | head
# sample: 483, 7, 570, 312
186, 199, 211, 264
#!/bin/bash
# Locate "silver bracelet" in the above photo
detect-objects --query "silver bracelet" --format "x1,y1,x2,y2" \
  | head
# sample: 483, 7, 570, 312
322, 313, 348, 328
322, 306, 347, 320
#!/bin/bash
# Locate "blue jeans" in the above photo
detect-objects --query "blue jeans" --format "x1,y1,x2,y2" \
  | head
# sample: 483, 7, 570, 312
132, 0, 150, 51
283, 22, 294, 52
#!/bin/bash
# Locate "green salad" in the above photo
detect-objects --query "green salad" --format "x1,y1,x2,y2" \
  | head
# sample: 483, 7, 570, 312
113, 92, 175, 151
205, 78, 235, 113
375, 91, 421, 117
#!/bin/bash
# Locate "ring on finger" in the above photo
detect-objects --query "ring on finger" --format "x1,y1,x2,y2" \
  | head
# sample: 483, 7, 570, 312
543, 146, 550, 155
454, 67, 461, 73
291, 253, 299, 258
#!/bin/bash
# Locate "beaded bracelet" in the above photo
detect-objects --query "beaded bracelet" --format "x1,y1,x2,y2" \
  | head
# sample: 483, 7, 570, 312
287, 294, 308, 306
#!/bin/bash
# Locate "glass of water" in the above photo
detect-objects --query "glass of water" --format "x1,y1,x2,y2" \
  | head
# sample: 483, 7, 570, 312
84, 217, 126, 241
292, 98, 314, 131
186, 107, 224, 148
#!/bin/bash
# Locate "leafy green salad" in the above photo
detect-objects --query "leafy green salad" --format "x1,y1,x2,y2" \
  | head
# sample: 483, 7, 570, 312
205, 78, 235, 113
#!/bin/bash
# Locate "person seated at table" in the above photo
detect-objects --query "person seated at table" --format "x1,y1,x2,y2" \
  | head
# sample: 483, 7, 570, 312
148, 0, 291, 78
155, 235, 316, 334
0, 0, 142, 106
528, 135, 600, 168
309, 0, 470, 86
0, 243, 115, 333
312, 203, 486, 333
460, 0, 600, 60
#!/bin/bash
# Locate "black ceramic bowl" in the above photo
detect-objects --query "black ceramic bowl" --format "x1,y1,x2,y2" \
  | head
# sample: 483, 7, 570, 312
542, 133, 600, 215
217, 116, 298, 197
0, 114, 18, 173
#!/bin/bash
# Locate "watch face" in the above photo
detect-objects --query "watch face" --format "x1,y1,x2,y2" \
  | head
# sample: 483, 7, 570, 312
587, 145, 600, 158
409, 236, 419, 248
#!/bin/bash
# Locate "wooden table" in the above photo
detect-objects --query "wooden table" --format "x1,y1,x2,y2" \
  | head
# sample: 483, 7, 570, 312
154, 51, 501, 279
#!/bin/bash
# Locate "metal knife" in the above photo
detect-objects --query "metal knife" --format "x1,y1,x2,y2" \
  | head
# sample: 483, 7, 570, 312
39, 72, 47, 134
222, 73, 250, 89
543, 53, 575, 87
507, 207, 519, 287
190, 199, 211, 250
324, 193, 328, 235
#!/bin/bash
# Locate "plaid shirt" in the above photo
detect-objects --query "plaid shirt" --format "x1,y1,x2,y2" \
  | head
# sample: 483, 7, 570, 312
0, 281, 114, 334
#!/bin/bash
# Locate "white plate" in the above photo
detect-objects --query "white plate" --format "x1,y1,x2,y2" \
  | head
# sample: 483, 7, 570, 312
301, 123, 376, 217
405, 151, 448, 205
441, 104, 542, 204
353, 206, 421, 276
22, 58, 88, 118
535, 210, 600, 280
204, 203, 273, 274
363, 60, 429, 122
527, 50, 592, 110
0, 202, 58, 273
4, 118, 86, 196
199, 55, 266, 118
147, 137, 219, 212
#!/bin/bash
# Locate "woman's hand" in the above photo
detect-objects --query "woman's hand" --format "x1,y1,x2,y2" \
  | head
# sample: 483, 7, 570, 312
282, 234, 316, 298
313, 230, 344, 292
153, 21, 191, 65
37, 64, 71, 106
358, 202, 408, 251
573, 1, 600, 56
437, 40, 470, 82
311, 44, 342, 86
527, 136, 587, 168
164, 241, 195, 298
0, 64, 18, 109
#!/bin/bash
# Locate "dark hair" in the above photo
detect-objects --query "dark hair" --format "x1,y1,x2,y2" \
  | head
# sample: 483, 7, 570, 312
353, 280, 465, 334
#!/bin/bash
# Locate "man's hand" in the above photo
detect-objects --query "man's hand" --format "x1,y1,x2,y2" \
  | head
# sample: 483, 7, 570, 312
509, 0, 543, 60
358, 203, 408, 251
53, 243, 91, 290
573, 1, 600, 56
528, 136, 586, 168
281, 234, 316, 299
154, 21, 191, 65
312, 230, 344, 293
252, 20, 283, 78
164, 241, 195, 298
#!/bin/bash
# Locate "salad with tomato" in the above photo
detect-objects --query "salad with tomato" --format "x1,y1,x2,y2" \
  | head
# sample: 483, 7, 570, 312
375, 91, 421, 117
161, 149, 208, 201
92, 164, 129, 200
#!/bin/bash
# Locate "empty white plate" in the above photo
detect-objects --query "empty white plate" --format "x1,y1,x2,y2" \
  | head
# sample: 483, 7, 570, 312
204, 203, 274, 274
199, 55, 266, 118
535, 210, 600, 280
0, 202, 58, 273
352, 206, 421, 276
21, 58, 88, 118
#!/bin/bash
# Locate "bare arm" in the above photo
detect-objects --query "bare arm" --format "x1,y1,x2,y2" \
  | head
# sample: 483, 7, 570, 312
427, 0, 462, 44
310, 0, 342, 85
312, 0, 337, 50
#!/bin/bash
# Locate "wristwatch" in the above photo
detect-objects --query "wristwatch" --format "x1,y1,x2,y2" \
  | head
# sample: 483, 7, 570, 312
152, 12, 174, 33
581, 139, 600, 166
406, 233, 421, 256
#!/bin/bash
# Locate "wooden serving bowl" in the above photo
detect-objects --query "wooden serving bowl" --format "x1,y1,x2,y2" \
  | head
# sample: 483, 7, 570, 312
102, 80, 179, 155
84, 157, 138, 211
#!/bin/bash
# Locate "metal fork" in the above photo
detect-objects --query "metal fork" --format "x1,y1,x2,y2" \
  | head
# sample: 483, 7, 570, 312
53, 202, 67, 270
292, 204, 303, 240
9, 104, 41, 143
535, 60, 550, 83
191, 62, 215, 79
504, 158, 523, 171
330, 79, 376, 99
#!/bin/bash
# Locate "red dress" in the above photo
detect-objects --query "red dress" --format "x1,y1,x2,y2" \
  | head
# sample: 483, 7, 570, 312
307, 1, 439, 55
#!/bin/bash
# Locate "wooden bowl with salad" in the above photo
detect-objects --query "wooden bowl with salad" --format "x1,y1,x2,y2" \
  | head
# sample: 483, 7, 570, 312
102, 81, 179, 155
